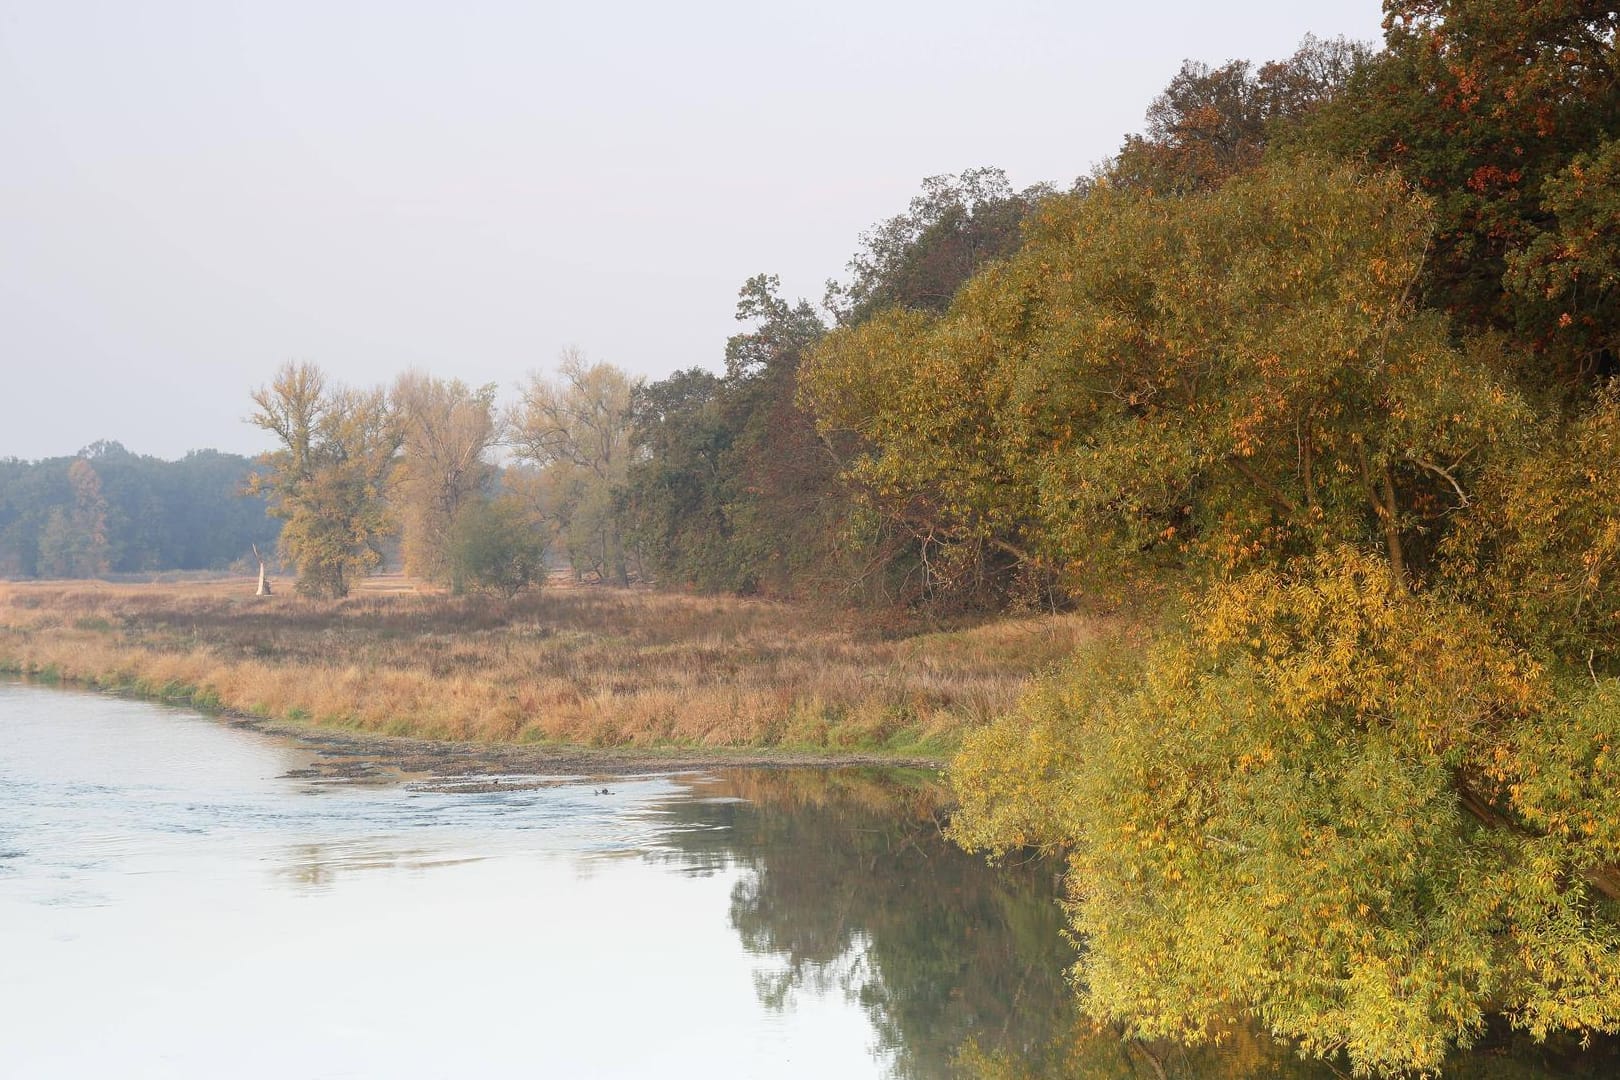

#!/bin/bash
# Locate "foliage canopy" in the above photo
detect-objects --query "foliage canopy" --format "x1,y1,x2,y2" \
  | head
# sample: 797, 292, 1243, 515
249, 363, 401, 598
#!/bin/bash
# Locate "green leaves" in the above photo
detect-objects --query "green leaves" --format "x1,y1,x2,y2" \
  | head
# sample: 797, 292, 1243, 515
446, 496, 546, 598
805, 160, 1529, 599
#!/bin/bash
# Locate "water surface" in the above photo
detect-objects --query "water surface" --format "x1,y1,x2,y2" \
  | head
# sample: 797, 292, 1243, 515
0, 682, 1061, 1079
2, 682, 1611, 1078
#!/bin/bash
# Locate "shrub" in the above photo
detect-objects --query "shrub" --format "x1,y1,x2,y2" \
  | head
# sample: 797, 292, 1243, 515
447, 497, 547, 598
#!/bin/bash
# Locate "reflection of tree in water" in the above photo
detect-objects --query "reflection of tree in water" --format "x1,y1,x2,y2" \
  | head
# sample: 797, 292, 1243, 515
270, 842, 490, 893
961, 1014, 1620, 1080
653, 769, 1620, 1080
652, 768, 1077, 1078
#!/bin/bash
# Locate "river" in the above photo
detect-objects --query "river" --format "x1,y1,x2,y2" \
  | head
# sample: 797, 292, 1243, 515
1, 682, 1611, 1078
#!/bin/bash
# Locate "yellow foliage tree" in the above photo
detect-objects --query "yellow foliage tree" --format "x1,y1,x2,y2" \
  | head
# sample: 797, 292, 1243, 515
952, 549, 1620, 1076
391, 372, 499, 591
248, 363, 401, 598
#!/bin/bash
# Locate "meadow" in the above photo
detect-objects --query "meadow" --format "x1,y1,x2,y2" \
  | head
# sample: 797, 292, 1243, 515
0, 576, 1094, 753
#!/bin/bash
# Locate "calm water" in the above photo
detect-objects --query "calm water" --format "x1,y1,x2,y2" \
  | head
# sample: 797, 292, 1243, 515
0, 682, 1610, 1078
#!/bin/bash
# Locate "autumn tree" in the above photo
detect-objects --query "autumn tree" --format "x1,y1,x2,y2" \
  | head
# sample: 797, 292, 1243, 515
1298, 0, 1620, 385
1504, 137, 1620, 383
951, 550, 1620, 1077
248, 362, 400, 598
1110, 35, 1371, 194
510, 351, 635, 585
1441, 381, 1620, 671
802, 160, 1526, 602
35, 458, 111, 578
801, 155, 1620, 1072
391, 372, 499, 590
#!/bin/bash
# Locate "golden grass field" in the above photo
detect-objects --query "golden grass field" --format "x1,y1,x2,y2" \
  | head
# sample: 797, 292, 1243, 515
0, 576, 1095, 753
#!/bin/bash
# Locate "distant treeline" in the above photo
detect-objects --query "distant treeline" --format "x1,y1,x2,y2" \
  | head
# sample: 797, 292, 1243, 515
0, 442, 279, 578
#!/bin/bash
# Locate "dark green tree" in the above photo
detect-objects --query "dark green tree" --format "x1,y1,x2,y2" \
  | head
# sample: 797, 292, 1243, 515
824, 168, 1048, 325
0, 444, 278, 578
446, 496, 546, 598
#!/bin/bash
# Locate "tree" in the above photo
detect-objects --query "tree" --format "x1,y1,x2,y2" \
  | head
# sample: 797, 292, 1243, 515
391, 372, 499, 590
621, 367, 741, 589
1111, 36, 1371, 194
510, 351, 636, 585
1503, 137, 1620, 382
622, 171, 1057, 605
35, 458, 110, 578
802, 160, 1527, 602
248, 363, 401, 598
446, 495, 547, 598
952, 549, 1620, 1077
1441, 381, 1620, 671
0, 445, 277, 579
622, 276, 868, 599
824, 168, 1048, 325
1298, 0, 1620, 386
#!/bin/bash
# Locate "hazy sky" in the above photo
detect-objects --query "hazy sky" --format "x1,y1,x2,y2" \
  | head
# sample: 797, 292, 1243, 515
1, 0, 1384, 461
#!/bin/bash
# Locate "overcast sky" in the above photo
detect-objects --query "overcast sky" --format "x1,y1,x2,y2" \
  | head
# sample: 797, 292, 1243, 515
1, 0, 1385, 461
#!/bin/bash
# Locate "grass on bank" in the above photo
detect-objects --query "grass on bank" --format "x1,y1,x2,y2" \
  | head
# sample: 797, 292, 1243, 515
0, 576, 1095, 753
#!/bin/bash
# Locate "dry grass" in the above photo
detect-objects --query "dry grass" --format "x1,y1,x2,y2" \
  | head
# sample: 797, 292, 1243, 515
0, 576, 1096, 753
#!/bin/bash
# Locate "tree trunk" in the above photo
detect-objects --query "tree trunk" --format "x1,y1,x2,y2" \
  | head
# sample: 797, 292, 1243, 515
253, 544, 272, 596
1356, 443, 1407, 591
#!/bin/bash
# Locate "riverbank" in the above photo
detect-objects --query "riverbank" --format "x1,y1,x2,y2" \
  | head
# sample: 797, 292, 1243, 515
14, 688, 955, 786
0, 577, 1093, 756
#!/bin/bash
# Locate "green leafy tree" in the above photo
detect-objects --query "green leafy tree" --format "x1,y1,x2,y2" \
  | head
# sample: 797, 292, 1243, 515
824, 168, 1047, 325
35, 459, 111, 578
715, 275, 846, 596
248, 363, 401, 598
0, 444, 276, 578
621, 367, 744, 589
446, 495, 546, 598
802, 160, 1527, 601
624, 277, 860, 598
624, 171, 1051, 605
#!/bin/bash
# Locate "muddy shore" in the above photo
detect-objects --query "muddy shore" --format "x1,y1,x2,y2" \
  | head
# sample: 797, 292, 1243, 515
213, 708, 947, 792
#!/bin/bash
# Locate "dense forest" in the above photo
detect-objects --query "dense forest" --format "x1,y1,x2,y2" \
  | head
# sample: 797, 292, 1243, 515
29, 0, 1618, 1074
0, 442, 279, 578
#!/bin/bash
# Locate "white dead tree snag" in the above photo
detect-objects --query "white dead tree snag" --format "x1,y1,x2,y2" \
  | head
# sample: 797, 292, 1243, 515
253, 543, 273, 596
